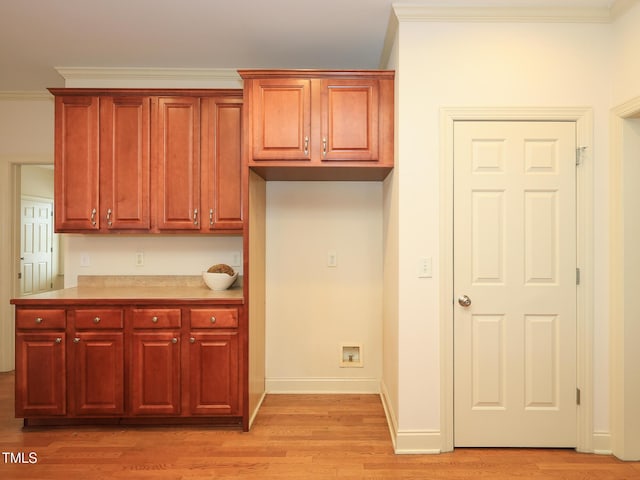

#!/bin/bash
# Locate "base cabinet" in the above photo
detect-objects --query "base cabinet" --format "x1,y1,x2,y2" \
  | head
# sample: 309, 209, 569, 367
15, 332, 66, 417
130, 331, 182, 415
13, 303, 244, 428
188, 331, 239, 415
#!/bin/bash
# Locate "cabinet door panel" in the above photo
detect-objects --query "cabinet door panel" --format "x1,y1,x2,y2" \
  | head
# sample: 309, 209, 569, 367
251, 79, 311, 161
15, 332, 66, 416
54, 95, 99, 231
71, 332, 124, 415
203, 98, 243, 230
130, 331, 181, 415
100, 96, 151, 230
188, 332, 239, 415
154, 97, 201, 230
321, 79, 379, 161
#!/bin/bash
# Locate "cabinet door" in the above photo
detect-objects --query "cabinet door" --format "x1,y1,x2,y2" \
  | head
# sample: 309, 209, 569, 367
130, 331, 181, 415
15, 332, 66, 416
70, 332, 124, 416
188, 331, 239, 415
100, 96, 151, 230
153, 97, 201, 230
202, 97, 243, 231
54, 95, 100, 231
251, 79, 311, 161
320, 79, 379, 161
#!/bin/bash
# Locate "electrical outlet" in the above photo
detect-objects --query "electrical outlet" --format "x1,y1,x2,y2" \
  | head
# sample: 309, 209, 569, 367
418, 257, 432, 278
135, 252, 144, 267
79, 253, 90, 267
232, 252, 241, 267
327, 250, 337, 268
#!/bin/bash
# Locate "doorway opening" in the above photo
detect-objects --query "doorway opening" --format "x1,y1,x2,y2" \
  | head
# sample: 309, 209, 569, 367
15, 164, 63, 297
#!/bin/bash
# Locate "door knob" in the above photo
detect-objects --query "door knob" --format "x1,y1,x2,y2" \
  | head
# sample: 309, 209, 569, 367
458, 295, 472, 307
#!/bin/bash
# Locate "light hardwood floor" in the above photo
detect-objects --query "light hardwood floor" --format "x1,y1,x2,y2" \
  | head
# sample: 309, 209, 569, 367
0, 371, 637, 479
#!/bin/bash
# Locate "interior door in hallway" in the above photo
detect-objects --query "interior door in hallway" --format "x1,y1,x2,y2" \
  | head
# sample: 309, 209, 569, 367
20, 198, 54, 296
453, 121, 577, 447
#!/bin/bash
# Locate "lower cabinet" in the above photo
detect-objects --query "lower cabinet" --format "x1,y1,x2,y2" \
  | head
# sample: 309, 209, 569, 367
13, 303, 243, 427
188, 331, 239, 415
70, 308, 124, 416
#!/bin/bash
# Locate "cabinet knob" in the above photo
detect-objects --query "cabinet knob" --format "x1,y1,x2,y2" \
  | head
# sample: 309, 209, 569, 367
210, 316, 216, 324
152, 316, 159, 323
55, 337, 62, 344
190, 337, 195, 343
93, 316, 101, 324
73, 337, 80, 343
172, 337, 178, 344
35, 317, 43, 324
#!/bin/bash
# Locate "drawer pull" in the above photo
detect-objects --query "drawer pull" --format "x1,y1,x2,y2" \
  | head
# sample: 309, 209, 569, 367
152, 316, 159, 323
190, 337, 195, 344
93, 316, 101, 324
73, 337, 80, 344
55, 337, 62, 344
35, 317, 43, 324
172, 337, 178, 344
210, 316, 216, 324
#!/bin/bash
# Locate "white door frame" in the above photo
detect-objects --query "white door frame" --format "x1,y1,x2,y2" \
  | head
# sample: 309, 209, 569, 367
439, 107, 594, 453
610, 96, 640, 461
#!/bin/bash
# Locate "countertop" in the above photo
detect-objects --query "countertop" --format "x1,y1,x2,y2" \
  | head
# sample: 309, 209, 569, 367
10, 275, 244, 306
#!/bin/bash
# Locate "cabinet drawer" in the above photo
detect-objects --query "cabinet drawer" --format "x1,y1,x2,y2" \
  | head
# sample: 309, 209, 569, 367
132, 309, 181, 329
190, 308, 238, 329
16, 309, 66, 330
74, 309, 123, 329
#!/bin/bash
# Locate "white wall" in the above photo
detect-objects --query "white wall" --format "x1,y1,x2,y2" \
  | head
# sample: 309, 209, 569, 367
64, 235, 242, 286
391, 13, 613, 450
0, 94, 54, 371
612, 1, 640, 104
265, 181, 383, 392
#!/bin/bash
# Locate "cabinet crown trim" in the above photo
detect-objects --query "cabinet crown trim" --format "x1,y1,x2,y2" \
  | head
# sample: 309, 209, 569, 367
238, 69, 395, 80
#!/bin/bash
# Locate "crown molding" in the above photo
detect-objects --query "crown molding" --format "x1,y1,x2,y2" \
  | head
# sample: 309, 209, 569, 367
54, 67, 243, 88
392, 5, 613, 23
610, 0, 638, 20
0, 91, 52, 100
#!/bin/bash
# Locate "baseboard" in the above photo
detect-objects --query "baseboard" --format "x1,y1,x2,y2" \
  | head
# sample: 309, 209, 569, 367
380, 381, 442, 454
265, 377, 380, 394
592, 432, 612, 455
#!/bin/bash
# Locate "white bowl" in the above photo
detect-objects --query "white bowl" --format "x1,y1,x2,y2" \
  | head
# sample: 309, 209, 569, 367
202, 271, 238, 291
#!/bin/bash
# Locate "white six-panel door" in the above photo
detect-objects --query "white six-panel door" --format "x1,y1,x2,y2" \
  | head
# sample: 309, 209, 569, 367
20, 198, 54, 296
453, 121, 577, 447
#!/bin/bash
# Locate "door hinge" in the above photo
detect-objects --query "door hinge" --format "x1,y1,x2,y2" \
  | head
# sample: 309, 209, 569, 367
576, 267, 581, 285
576, 388, 581, 405
576, 146, 587, 165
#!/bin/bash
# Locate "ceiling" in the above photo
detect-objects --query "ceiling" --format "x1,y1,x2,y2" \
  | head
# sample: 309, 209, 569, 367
0, 0, 618, 91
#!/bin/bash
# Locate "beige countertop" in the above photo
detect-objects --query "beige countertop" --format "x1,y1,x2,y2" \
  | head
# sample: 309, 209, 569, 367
11, 275, 244, 306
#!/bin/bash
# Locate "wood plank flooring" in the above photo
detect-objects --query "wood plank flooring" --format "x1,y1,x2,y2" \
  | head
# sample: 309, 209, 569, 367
0, 371, 638, 479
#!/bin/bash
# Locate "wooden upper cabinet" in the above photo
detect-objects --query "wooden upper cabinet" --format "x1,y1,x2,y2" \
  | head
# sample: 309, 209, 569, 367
54, 95, 100, 231
153, 96, 201, 231
100, 96, 151, 230
50, 89, 243, 233
239, 70, 394, 180
250, 79, 311, 161
321, 79, 379, 161
201, 96, 244, 231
